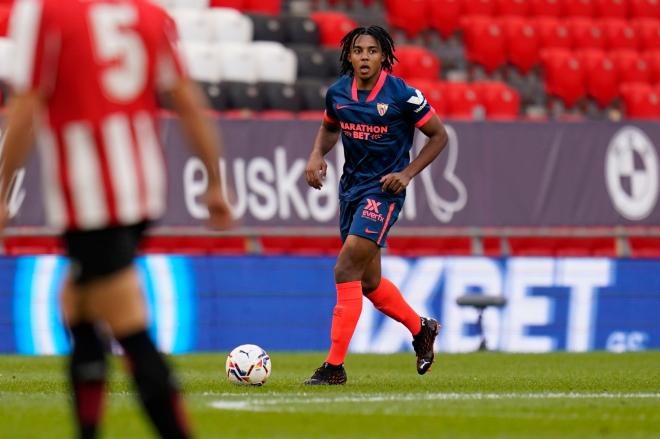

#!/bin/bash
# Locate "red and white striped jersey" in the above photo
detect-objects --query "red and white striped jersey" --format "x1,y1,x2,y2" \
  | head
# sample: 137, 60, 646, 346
8, 0, 185, 231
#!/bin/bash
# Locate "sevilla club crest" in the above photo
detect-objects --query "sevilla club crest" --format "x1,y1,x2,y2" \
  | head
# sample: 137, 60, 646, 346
377, 103, 389, 116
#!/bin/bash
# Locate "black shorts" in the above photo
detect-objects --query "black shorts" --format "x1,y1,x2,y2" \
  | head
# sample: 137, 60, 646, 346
63, 222, 148, 286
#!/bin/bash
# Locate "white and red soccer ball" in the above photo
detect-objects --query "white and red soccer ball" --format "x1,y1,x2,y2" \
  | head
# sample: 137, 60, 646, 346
225, 344, 271, 385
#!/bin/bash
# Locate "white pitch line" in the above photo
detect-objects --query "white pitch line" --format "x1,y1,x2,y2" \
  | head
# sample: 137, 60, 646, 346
210, 392, 660, 411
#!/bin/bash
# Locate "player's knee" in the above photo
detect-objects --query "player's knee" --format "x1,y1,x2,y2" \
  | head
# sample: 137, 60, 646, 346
333, 260, 363, 283
361, 276, 380, 294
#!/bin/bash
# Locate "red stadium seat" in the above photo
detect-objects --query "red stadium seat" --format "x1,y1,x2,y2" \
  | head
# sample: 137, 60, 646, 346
462, 16, 507, 73
429, 0, 462, 38
385, 0, 430, 38
632, 18, 660, 51
594, 0, 630, 18
620, 82, 660, 118
473, 81, 521, 119
463, 0, 497, 16
530, 0, 563, 17
568, 17, 607, 50
612, 49, 652, 83
629, 237, 660, 257
210, 0, 247, 9
496, 0, 530, 17
630, 0, 660, 18
602, 19, 639, 50
310, 12, 358, 48
576, 49, 620, 107
535, 17, 573, 49
642, 50, 660, 83
244, 0, 282, 15
503, 17, 541, 73
387, 237, 472, 256
406, 79, 449, 116
541, 48, 586, 107
392, 45, 441, 81
445, 82, 483, 118
564, 0, 596, 17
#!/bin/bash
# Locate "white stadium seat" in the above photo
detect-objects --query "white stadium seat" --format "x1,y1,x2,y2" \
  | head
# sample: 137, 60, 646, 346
168, 0, 210, 9
172, 8, 253, 44
216, 42, 258, 83
212, 8, 253, 43
172, 9, 216, 43
0, 38, 14, 81
252, 41, 298, 84
180, 42, 223, 83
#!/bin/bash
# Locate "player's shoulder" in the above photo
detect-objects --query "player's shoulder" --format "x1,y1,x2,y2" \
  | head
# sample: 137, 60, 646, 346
384, 73, 421, 101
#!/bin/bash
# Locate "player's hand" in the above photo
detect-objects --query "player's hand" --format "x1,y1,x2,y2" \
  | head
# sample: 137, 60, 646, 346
380, 172, 411, 195
205, 185, 233, 231
305, 152, 327, 190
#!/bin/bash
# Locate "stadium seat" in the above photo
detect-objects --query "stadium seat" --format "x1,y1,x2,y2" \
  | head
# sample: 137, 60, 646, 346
601, 19, 639, 51
563, 0, 596, 17
296, 79, 328, 111
594, 0, 629, 18
503, 17, 541, 73
461, 16, 507, 73
244, 0, 281, 16
221, 81, 263, 111
612, 49, 651, 83
168, 0, 209, 8
210, 0, 246, 9
473, 81, 521, 119
530, 0, 563, 17
620, 82, 660, 118
541, 48, 586, 107
428, 0, 462, 39
252, 41, 297, 84
535, 17, 573, 49
632, 18, 660, 51
384, 0, 430, 38
292, 45, 333, 79
212, 8, 254, 43
629, 237, 660, 257
576, 49, 620, 107
568, 17, 607, 50
392, 45, 441, 81
310, 12, 358, 47
248, 14, 285, 42
216, 42, 259, 82
406, 79, 449, 116
180, 42, 224, 83
387, 237, 472, 256
642, 50, 660, 83
259, 82, 301, 114
496, 0, 530, 17
463, 0, 497, 16
445, 82, 484, 118
172, 8, 217, 43
630, 0, 660, 18
283, 15, 320, 45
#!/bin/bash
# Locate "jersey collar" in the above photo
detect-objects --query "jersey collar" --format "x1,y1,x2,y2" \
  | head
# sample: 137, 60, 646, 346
351, 70, 388, 103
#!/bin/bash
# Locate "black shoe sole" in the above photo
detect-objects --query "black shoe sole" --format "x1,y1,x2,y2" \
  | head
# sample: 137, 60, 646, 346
417, 320, 440, 375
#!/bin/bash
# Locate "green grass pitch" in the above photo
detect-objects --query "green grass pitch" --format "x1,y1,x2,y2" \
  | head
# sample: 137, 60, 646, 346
1, 352, 659, 438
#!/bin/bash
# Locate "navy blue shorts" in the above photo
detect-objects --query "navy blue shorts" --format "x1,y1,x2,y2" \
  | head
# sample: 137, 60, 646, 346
339, 194, 403, 247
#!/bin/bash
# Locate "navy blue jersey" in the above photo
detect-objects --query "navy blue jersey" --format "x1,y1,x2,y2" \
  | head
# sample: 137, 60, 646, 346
324, 71, 434, 202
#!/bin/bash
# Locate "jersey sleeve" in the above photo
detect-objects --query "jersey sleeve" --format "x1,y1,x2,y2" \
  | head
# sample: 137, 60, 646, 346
155, 9, 186, 93
8, 0, 59, 95
400, 84, 435, 128
323, 86, 339, 127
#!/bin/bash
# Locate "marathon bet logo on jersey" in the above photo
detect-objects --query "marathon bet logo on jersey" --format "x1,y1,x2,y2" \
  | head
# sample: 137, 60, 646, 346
605, 126, 659, 220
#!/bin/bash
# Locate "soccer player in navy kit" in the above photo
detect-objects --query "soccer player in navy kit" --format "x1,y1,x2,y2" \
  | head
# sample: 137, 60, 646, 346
304, 26, 449, 385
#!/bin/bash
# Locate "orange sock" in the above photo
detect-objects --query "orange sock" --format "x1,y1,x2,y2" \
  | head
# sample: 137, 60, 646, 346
326, 281, 363, 366
366, 277, 421, 336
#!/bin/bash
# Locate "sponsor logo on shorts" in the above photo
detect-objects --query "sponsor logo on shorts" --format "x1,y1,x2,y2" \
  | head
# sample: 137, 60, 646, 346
361, 199, 385, 222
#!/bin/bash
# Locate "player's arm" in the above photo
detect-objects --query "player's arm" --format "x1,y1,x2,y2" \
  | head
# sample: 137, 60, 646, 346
167, 79, 232, 230
305, 120, 340, 190
0, 92, 41, 229
380, 114, 448, 195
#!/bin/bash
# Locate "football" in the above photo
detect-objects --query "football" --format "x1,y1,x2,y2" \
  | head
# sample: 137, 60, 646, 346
225, 344, 271, 385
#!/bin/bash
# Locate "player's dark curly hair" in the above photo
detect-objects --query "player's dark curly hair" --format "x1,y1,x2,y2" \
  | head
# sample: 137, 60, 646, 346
339, 25, 398, 76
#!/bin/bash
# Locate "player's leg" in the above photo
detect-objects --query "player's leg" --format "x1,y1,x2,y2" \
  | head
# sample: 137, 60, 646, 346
61, 279, 108, 439
63, 225, 191, 439
304, 235, 379, 385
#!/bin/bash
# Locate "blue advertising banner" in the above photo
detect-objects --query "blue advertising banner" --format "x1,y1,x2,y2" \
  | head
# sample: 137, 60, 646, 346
1, 255, 658, 355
